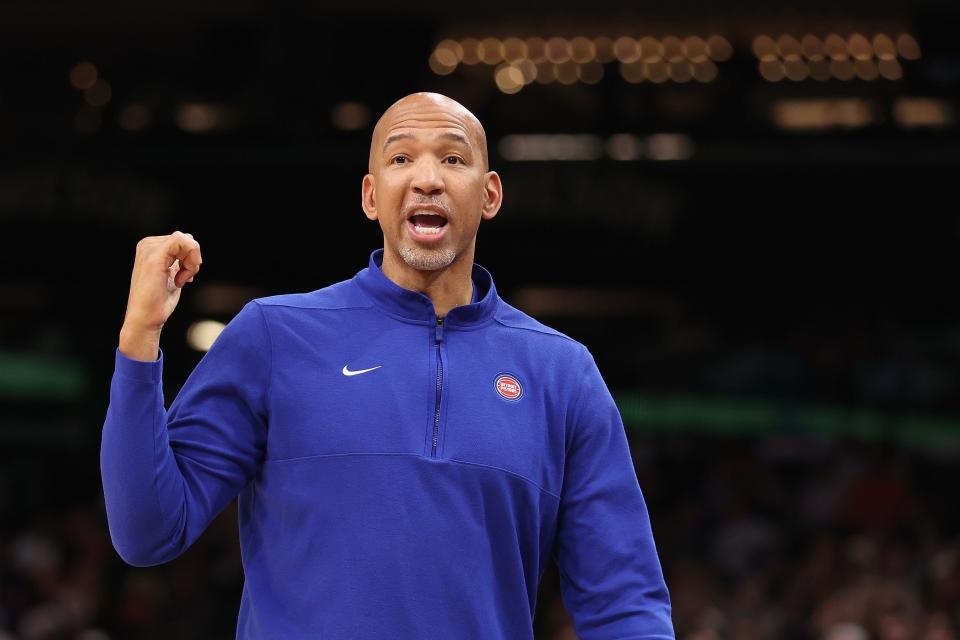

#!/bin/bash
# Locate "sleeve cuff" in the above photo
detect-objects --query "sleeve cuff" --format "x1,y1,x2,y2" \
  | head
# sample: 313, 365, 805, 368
114, 346, 164, 383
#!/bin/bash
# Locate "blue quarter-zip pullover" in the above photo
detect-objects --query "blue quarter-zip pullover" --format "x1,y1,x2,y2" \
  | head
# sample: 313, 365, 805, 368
100, 248, 673, 639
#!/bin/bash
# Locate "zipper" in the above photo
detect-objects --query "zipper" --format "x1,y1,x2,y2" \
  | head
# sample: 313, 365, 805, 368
432, 316, 444, 457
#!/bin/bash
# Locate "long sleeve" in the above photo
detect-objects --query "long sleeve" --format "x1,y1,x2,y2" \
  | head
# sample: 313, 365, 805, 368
100, 300, 271, 567
552, 346, 674, 639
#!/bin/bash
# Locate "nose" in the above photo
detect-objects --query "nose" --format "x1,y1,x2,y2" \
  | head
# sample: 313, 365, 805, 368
410, 158, 444, 196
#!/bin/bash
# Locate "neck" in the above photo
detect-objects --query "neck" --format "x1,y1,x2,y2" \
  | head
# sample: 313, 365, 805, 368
380, 243, 475, 318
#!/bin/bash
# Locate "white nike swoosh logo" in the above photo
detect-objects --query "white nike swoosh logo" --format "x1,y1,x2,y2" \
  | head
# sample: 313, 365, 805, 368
342, 364, 382, 376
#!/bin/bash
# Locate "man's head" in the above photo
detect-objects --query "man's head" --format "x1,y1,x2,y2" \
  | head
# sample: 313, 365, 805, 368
361, 92, 502, 272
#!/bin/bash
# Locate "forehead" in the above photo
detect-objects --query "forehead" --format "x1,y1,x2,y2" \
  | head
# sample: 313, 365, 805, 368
377, 105, 479, 151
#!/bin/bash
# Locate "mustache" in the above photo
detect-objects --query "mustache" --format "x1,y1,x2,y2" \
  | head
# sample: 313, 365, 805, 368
403, 197, 452, 216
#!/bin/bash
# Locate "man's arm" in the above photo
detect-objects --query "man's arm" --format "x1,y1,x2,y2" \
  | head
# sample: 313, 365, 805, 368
552, 346, 674, 640
99, 230, 270, 566
100, 299, 271, 567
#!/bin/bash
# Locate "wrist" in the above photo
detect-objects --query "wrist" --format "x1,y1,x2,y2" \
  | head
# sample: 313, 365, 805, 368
119, 324, 163, 362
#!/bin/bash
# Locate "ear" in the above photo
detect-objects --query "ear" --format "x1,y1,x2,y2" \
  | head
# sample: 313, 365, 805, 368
361, 174, 378, 221
480, 171, 503, 221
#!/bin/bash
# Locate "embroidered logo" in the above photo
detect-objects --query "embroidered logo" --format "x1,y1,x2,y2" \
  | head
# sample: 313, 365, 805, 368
342, 365, 382, 377
494, 373, 523, 401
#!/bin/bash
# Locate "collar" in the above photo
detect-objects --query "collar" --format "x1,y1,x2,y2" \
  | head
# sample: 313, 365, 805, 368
353, 248, 499, 327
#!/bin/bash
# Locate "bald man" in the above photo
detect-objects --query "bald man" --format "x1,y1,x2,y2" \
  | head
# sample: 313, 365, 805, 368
101, 92, 674, 639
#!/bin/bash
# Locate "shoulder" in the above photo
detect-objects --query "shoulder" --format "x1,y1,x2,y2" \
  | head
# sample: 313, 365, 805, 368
494, 298, 590, 358
251, 277, 371, 312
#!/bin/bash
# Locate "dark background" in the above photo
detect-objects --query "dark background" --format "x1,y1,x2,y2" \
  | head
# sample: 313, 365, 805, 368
2, 0, 959, 638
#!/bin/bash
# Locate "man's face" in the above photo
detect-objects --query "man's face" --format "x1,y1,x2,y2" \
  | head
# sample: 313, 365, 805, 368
362, 93, 502, 272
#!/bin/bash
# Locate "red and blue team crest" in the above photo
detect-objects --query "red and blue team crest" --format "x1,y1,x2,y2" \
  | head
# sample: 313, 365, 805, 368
494, 373, 523, 401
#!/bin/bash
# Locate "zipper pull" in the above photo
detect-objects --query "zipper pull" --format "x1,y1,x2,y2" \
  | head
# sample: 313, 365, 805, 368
435, 316, 444, 343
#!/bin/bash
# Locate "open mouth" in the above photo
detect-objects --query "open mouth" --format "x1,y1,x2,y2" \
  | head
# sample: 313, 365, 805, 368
407, 212, 449, 237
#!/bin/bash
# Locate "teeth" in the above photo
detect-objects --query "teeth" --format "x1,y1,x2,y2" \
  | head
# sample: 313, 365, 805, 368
413, 224, 442, 235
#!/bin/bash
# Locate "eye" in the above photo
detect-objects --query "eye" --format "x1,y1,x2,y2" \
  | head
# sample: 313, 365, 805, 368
391, 155, 409, 165
444, 156, 463, 165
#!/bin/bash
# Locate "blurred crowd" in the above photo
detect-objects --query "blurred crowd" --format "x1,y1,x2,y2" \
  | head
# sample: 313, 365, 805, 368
2, 434, 959, 639
645, 435, 960, 640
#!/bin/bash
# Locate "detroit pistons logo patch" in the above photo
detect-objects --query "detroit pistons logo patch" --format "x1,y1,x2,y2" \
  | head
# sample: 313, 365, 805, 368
494, 373, 523, 401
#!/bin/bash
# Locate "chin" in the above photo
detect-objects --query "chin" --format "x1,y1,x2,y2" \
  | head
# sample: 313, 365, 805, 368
397, 244, 458, 271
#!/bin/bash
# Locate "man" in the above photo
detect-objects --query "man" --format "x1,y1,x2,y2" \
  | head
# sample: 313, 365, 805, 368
101, 92, 674, 639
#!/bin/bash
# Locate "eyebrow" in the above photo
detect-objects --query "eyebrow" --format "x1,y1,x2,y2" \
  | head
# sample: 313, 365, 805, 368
383, 131, 471, 152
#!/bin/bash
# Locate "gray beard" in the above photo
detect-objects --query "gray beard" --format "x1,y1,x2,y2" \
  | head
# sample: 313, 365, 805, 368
397, 244, 457, 271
